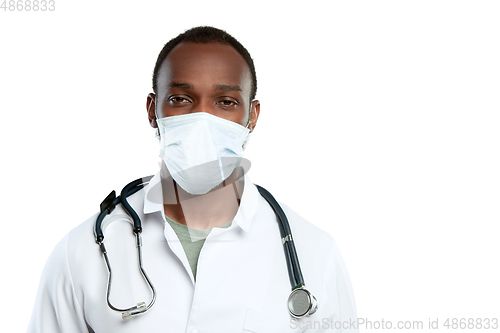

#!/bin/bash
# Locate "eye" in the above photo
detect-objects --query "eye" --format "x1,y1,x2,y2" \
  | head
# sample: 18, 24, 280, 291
217, 98, 239, 108
168, 96, 191, 104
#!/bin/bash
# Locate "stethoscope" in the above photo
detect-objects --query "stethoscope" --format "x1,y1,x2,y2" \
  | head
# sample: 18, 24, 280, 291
94, 176, 318, 320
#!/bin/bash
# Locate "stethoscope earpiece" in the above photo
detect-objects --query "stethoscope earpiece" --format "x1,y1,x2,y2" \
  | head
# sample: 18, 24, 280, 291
122, 302, 146, 320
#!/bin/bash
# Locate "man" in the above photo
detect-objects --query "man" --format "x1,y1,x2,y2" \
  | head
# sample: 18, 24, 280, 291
28, 26, 358, 332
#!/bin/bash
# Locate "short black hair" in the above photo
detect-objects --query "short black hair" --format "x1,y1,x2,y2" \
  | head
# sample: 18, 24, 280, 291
152, 26, 257, 101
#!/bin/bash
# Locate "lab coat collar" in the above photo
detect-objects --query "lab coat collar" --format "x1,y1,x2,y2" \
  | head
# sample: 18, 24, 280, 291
143, 171, 259, 232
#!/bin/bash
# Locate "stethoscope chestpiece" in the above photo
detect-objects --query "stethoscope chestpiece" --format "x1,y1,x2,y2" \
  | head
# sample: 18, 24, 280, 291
287, 287, 318, 318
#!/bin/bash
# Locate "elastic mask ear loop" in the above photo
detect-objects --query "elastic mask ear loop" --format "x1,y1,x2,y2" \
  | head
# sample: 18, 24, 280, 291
245, 104, 253, 130
155, 96, 159, 120
150, 96, 161, 140
242, 105, 253, 151
152, 96, 159, 122
147, 95, 157, 118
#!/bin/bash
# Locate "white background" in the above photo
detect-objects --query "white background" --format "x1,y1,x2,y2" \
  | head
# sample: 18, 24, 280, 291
1, 0, 499, 331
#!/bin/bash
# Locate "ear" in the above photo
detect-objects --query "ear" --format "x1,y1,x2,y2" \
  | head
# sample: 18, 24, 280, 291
147, 93, 157, 128
248, 100, 260, 132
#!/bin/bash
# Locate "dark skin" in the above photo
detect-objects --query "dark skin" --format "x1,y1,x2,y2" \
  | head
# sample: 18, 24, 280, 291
146, 42, 260, 229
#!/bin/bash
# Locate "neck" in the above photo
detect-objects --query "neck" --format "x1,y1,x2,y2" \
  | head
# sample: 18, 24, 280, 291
162, 169, 244, 230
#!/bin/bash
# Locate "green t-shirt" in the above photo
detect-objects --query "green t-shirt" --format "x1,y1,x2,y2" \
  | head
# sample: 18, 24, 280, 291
165, 215, 232, 280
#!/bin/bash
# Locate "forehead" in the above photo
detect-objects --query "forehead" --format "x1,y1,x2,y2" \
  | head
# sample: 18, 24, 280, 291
157, 42, 252, 94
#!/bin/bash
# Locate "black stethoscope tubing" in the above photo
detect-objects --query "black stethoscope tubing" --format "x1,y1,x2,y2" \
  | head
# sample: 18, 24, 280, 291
255, 185, 304, 289
94, 176, 153, 243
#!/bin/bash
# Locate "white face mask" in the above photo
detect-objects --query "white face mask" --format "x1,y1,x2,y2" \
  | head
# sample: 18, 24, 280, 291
157, 112, 250, 195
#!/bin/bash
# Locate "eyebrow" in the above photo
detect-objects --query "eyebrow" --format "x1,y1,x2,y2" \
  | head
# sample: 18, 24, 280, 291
169, 82, 192, 89
168, 82, 242, 93
214, 84, 242, 92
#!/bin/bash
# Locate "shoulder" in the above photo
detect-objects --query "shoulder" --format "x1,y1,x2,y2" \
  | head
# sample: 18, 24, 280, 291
38, 212, 102, 296
279, 202, 336, 252
40, 212, 98, 278
277, 202, 358, 320
276, 201, 354, 285
65, 212, 100, 261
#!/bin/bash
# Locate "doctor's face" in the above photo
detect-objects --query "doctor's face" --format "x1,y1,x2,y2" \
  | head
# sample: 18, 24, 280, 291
147, 42, 260, 131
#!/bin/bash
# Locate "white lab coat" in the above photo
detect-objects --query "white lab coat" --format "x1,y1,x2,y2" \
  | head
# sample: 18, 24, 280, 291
28, 173, 359, 332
